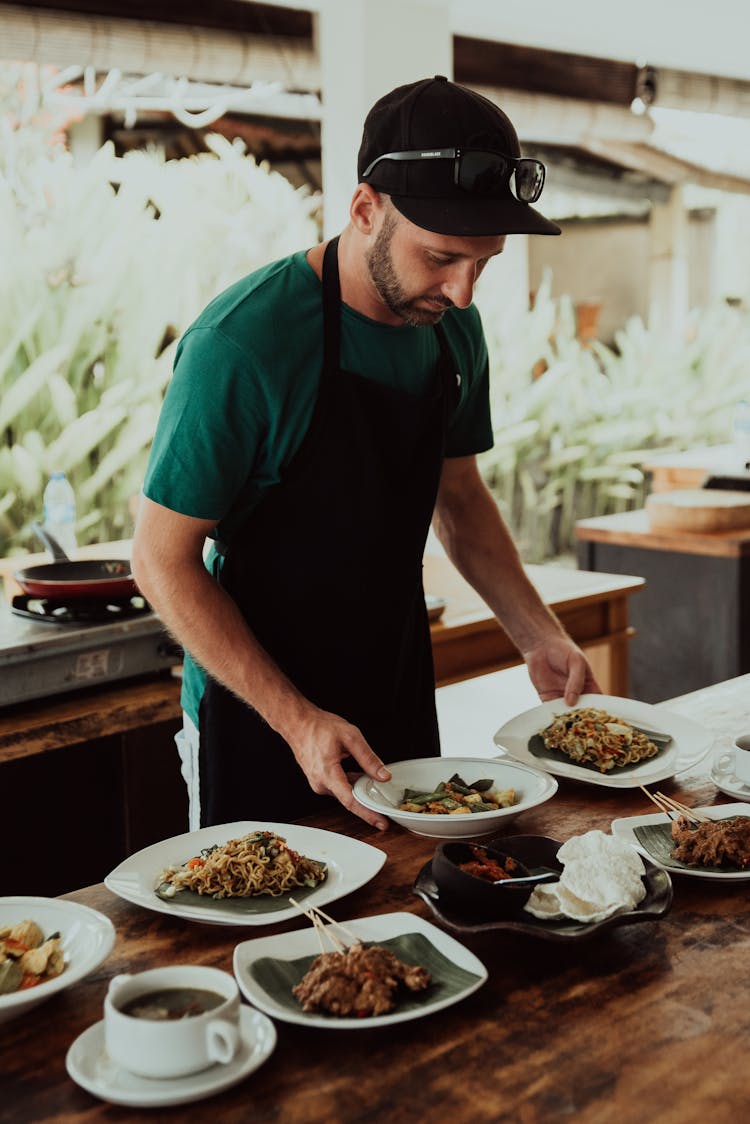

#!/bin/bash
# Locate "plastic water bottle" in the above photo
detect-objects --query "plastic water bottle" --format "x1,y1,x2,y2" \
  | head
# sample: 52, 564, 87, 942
43, 471, 77, 558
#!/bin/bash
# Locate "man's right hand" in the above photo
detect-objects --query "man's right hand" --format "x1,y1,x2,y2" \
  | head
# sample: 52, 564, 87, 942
133, 499, 391, 831
284, 707, 392, 831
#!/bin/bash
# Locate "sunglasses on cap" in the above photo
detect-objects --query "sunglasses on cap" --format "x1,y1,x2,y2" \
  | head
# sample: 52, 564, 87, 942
361, 147, 546, 204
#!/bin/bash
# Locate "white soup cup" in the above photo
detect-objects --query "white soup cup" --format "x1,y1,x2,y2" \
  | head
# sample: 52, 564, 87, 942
715, 734, 750, 787
104, 964, 240, 1079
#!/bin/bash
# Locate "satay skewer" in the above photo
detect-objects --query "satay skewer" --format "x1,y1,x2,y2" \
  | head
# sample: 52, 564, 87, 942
288, 897, 347, 953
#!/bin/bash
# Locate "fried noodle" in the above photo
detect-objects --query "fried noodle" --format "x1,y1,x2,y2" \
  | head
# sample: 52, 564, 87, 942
540, 706, 660, 773
158, 831, 327, 899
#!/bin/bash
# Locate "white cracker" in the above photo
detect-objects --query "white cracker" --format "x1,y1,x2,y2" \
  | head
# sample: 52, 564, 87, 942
523, 830, 646, 923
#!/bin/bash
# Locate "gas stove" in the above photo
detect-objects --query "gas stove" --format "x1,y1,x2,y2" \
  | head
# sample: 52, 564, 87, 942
0, 594, 183, 707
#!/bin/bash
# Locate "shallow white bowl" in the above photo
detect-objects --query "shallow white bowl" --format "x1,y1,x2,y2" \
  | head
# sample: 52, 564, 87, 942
352, 756, 558, 839
0, 897, 116, 1023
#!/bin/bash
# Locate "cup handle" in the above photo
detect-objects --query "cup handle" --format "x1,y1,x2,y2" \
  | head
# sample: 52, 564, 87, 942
206, 1018, 239, 1066
714, 751, 736, 776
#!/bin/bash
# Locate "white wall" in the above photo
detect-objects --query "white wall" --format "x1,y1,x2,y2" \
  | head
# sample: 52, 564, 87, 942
528, 211, 717, 343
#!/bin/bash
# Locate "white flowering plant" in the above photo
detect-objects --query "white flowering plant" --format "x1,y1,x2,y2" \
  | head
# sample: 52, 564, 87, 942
0, 63, 319, 557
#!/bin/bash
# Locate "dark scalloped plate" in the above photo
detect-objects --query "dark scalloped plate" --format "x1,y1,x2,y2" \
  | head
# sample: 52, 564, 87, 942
413, 840, 673, 942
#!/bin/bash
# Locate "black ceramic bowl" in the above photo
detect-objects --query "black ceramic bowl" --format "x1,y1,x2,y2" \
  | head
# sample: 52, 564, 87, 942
432, 839, 539, 918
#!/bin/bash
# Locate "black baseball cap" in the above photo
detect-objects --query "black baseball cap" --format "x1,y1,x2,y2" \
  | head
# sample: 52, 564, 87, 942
358, 75, 560, 236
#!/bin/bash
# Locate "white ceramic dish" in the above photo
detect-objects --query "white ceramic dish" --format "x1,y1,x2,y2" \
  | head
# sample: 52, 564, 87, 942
611, 802, 750, 881
494, 694, 714, 789
0, 897, 115, 1024
104, 821, 385, 927
352, 756, 558, 839
65, 1006, 276, 1108
710, 751, 750, 800
233, 910, 487, 1029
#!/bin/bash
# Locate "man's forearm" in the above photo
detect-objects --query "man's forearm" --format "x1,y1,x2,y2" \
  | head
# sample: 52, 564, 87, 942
135, 556, 313, 744
433, 470, 566, 656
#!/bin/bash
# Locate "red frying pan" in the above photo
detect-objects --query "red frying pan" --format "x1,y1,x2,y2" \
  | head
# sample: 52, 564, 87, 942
14, 524, 138, 601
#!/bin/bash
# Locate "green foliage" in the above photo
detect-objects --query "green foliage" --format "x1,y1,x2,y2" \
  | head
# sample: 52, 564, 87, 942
3, 66, 749, 567
475, 271, 750, 562
0, 73, 319, 557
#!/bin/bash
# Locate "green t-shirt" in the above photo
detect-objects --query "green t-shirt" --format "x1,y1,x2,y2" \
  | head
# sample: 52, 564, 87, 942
143, 249, 494, 724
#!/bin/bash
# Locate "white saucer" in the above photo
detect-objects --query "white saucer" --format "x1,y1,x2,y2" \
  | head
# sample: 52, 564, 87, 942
65, 1006, 276, 1108
710, 759, 750, 800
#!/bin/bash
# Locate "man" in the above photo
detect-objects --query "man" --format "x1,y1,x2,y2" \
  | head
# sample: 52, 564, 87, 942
132, 75, 599, 832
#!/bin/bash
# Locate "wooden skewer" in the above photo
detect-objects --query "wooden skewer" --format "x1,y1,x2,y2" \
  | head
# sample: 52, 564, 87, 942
655, 791, 712, 823
289, 897, 327, 953
639, 785, 712, 825
288, 897, 347, 953
640, 786, 685, 822
305, 904, 361, 947
639, 785, 675, 817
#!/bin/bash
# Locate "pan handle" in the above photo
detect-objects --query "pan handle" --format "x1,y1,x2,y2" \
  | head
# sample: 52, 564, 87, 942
31, 521, 70, 563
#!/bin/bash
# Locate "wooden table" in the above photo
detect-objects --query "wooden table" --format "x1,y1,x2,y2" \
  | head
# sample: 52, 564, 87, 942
642, 443, 748, 492
424, 552, 643, 693
4, 676, 749, 1124
0, 551, 642, 896
1, 543, 643, 700
576, 509, 750, 702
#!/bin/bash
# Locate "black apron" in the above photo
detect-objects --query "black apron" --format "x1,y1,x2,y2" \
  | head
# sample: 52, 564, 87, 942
198, 237, 460, 826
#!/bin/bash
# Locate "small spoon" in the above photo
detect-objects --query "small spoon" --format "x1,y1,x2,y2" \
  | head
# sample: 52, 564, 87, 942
493, 870, 559, 887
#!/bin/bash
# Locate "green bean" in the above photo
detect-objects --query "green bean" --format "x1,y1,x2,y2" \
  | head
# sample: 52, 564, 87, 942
408, 790, 447, 805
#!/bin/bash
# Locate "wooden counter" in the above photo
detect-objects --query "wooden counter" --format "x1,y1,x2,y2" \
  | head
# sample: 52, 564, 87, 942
3, 675, 749, 1124
0, 549, 642, 896
575, 508, 750, 559
576, 510, 750, 702
643, 443, 748, 492
425, 553, 642, 693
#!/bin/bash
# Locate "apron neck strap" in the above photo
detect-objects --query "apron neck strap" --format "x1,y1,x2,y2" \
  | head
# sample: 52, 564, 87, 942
322, 236, 342, 375
322, 234, 459, 413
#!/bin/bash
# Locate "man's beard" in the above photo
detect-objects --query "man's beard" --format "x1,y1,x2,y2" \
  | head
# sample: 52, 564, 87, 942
365, 212, 452, 326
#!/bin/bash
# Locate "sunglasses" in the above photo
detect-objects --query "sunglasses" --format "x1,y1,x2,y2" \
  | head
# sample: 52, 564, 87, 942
361, 147, 546, 204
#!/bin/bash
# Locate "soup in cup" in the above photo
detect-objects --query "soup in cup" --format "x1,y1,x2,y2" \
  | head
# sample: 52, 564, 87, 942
104, 964, 240, 1078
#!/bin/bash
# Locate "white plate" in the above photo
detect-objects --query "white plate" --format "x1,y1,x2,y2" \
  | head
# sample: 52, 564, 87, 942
611, 802, 750, 881
710, 752, 750, 801
104, 821, 385, 927
65, 1005, 276, 1108
233, 910, 487, 1029
0, 897, 115, 1024
352, 756, 558, 839
494, 694, 714, 789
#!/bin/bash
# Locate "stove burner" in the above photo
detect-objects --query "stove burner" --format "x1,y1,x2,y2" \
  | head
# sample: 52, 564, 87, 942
11, 593, 152, 624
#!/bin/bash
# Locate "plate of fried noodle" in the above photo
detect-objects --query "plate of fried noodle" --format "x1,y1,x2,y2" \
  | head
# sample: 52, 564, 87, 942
105, 822, 386, 926
494, 694, 714, 789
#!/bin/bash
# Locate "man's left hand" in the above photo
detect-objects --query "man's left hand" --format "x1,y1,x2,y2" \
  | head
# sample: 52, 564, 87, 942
523, 635, 601, 707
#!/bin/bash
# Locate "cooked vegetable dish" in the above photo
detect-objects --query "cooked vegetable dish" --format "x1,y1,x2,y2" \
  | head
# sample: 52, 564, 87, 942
540, 707, 661, 773
0, 919, 65, 994
398, 773, 516, 815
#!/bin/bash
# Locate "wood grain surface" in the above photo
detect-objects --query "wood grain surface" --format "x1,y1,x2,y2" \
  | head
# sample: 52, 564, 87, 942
575, 509, 750, 559
3, 678, 750, 1124
645, 489, 750, 533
